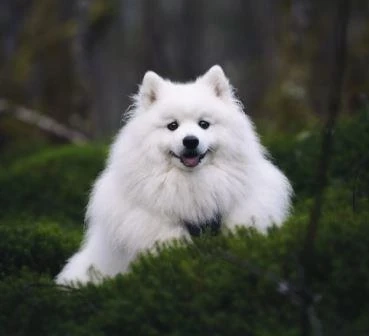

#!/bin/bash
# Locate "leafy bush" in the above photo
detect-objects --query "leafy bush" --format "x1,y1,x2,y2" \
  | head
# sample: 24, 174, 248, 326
0, 219, 81, 278
266, 109, 369, 202
0, 144, 106, 224
0, 201, 368, 335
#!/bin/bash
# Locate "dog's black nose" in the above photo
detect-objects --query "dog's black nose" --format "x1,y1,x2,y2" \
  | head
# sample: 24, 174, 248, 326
183, 135, 199, 149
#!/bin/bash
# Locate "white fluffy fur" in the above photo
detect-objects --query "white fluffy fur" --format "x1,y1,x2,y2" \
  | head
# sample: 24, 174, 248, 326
56, 65, 292, 285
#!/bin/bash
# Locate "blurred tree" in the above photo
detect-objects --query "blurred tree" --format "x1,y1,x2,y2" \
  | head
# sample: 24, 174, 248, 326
0, 0, 368, 138
0, 0, 115, 138
178, 0, 205, 80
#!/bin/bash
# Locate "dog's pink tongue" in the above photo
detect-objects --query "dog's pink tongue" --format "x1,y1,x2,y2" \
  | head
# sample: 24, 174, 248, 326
182, 156, 200, 167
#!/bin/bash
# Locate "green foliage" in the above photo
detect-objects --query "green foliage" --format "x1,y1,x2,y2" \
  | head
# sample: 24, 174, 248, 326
266, 109, 369, 203
0, 144, 106, 224
0, 219, 80, 278
0, 203, 368, 335
313, 208, 369, 331
0, 111, 368, 335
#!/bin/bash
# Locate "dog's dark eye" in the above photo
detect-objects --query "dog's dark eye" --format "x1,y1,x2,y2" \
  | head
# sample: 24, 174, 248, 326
199, 120, 210, 129
167, 121, 179, 131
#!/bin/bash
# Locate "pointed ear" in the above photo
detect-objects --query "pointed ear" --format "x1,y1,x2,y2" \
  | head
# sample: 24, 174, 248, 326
200, 65, 232, 99
138, 71, 163, 108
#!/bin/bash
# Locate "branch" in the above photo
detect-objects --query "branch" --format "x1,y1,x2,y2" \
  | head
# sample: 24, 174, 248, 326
303, 0, 350, 263
300, 1, 351, 335
0, 99, 89, 145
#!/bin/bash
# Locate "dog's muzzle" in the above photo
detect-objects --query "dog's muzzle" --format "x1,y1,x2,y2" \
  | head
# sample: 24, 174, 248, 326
170, 150, 208, 168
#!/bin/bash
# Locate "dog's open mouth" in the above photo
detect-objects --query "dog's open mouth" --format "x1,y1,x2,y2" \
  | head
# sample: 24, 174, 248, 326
170, 150, 207, 168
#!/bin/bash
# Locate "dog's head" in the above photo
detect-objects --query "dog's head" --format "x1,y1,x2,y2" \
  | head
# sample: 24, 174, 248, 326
125, 65, 256, 171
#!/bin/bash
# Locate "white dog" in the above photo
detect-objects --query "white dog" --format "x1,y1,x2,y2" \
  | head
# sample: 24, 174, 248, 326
56, 65, 292, 285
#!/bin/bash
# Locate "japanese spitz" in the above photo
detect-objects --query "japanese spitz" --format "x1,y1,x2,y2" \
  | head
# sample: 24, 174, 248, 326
56, 65, 292, 285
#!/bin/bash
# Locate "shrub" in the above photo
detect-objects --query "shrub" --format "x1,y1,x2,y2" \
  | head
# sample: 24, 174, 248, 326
0, 144, 106, 224
0, 226, 301, 335
0, 200, 368, 335
0, 219, 81, 278
266, 108, 369, 203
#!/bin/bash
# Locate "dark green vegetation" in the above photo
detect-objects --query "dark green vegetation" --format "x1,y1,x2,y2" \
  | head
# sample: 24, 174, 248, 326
0, 110, 368, 335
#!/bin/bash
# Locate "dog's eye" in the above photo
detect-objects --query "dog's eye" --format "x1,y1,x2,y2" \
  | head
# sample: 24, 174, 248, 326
199, 120, 210, 129
167, 121, 179, 131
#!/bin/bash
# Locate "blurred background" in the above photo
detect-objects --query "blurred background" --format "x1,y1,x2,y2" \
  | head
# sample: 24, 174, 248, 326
0, 0, 368, 149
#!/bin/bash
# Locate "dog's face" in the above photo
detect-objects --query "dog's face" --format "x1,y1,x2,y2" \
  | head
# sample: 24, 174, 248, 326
127, 65, 250, 171
159, 108, 216, 169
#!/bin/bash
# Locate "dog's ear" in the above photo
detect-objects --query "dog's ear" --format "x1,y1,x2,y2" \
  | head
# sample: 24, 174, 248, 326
201, 65, 232, 99
138, 71, 163, 108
